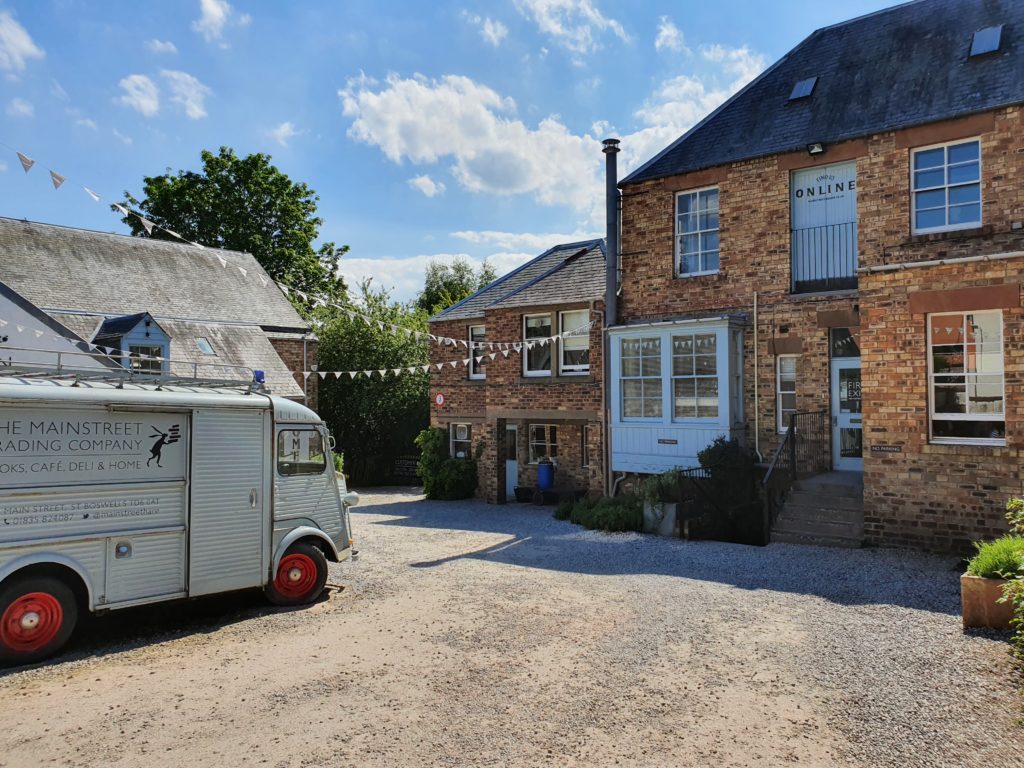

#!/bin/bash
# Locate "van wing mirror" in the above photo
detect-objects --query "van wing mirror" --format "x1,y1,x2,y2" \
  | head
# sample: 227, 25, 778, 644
343, 491, 360, 508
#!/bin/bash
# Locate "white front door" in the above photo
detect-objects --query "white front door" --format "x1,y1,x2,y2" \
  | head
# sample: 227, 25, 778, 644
505, 425, 518, 499
830, 358, 863, 471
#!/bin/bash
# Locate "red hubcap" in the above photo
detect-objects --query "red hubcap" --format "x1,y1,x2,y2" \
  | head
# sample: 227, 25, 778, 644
274, 554, 318, 599
1, 592, 63, 653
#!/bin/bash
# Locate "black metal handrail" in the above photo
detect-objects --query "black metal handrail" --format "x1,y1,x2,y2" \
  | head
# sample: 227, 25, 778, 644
761, 410, 829, 535
791, 222, 858, 293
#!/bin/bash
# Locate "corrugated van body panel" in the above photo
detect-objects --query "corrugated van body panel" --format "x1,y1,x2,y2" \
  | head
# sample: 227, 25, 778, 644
274, 472, 343, 541
0, 484, 185, 544
0, 539, 105, 604
188, 410, 266, 595
105, 531, 185, 603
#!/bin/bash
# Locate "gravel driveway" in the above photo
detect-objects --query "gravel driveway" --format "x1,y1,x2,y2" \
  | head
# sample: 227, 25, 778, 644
0, 489, 1020, 767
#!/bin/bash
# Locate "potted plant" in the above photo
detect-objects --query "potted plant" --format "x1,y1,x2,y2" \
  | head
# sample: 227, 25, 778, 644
640, 469, 682, 537
961, 499, 1024, 630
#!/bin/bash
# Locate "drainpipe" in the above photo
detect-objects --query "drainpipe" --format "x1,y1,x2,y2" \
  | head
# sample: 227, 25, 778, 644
753, 292, 759, 459
602, 138, 620, 497
302, 334, 308, 407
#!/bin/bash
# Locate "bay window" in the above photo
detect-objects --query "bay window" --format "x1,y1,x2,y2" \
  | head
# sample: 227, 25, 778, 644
523, 314, 552, 376
672, 333, 718, 419
675, 187, 720, 277
559, 310, 590, 374
450, 423, 472, 459
928, 310, 1004, 443
621, 337, 662, 418
912, 139, 981, 234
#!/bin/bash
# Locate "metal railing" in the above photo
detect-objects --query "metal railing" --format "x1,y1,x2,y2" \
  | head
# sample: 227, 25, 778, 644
791, 222, 858, 293
761, 410, 830, 532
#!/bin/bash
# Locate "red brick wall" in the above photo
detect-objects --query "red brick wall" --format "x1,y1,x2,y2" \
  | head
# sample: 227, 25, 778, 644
619, 105, 1024, 550
429, 302, 605, 502
269, 337, 317, 411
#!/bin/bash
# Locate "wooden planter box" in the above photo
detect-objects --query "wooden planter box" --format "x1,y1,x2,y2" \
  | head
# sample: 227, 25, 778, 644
961, 574, 1015, 630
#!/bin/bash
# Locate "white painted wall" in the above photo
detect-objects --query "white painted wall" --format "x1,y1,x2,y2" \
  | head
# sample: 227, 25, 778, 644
0, 295, 110, 371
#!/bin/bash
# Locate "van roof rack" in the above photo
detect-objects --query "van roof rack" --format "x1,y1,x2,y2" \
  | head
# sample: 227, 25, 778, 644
0, 346, 267, 394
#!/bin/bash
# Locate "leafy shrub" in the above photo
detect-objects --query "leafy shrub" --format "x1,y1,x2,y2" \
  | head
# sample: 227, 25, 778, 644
414, 427, 480, 500
698, 437, 759, 509
1002, 499, 1024, 663
640, 469, 684, 505
553, 500, 575, 520
564, 494, 642, 533
966, 536, 1024, 579
333, 452, 345, 474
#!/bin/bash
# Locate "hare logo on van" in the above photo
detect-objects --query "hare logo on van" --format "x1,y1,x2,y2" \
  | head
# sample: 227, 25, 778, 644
147, 424, 181, 468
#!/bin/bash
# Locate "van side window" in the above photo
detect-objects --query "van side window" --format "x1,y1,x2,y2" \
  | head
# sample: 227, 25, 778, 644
277, 429, 327, 476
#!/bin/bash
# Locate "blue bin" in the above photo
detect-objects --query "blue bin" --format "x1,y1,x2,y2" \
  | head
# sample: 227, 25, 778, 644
537, 460, 554, 490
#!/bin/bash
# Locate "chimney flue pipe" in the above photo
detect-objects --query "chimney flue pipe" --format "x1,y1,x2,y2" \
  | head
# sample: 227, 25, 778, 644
602, 138, 620, 328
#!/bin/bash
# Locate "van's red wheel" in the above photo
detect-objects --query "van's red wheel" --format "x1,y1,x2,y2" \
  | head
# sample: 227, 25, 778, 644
266, 543, 328, 606
0, 577, 78, 665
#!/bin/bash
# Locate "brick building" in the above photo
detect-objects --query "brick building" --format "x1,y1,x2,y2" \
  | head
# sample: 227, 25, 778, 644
429, 240, 606, 503
608, 0, 1024, 550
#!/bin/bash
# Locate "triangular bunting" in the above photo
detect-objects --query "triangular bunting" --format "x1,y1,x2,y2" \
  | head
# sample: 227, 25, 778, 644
16, 152, 34, 173
83, 186, 100, 202
348, 371, 357, 379
238, 266, 248, 277
113, 203, 130, 217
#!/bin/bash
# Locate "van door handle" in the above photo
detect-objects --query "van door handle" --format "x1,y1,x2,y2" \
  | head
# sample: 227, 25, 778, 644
249, 489, 258, 509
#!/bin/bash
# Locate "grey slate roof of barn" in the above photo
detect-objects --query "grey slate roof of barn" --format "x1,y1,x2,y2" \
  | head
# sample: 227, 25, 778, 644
431, 239, 605, 321
623, 0, 1024, 185
0, 217, 308, 330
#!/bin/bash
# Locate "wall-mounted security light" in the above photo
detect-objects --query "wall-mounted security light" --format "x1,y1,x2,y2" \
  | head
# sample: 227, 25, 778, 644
807, 142, 825, 155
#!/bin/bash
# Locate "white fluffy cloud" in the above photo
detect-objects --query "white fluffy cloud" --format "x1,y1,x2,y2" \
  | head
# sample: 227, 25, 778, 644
451, 229, 598, 252
408, 174, 447, 198
147, 39, 178, 54
0, 11, 43, 74
117, 74, 159, 116
462, 12, 508, 47
338, 252, 534, 302
6, 97, 32, 118
514, 0, 628, 55
161, 70, 211, 119
655, 16, 687, 54
75, 117, 98, 130
340, 73, 603, 217
113, 128, 133, 145
192, 0, 248, 44
269, 120, 299, 146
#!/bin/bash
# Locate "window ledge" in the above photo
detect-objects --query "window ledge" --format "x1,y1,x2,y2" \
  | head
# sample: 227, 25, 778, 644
517, 375, 596, 384
907, 224, 989, 243
675, 270, 721, 280
787, 288, 858, 302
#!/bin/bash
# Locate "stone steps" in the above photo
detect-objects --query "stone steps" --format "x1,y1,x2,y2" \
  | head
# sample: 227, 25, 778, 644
770, 472, 864, 548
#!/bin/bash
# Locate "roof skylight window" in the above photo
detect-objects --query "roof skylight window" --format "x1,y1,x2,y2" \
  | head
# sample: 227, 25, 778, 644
196, 337, 216, 355
969, 25, 1003, 57
789, 77, 817, 101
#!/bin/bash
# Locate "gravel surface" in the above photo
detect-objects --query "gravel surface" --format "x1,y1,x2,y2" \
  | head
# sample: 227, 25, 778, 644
0, 488, 1020, 767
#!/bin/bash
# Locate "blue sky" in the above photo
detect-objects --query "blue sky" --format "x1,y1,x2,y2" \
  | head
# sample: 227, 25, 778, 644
0, 0, 901, 301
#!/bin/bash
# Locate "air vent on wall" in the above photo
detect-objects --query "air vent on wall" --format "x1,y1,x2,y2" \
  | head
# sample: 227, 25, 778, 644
970, 25, 1003, 57
789, 77, 818, 101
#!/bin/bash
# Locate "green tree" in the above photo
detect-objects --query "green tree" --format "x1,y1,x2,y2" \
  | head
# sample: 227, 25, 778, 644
416, 257, 497, 314
316, 281, 429, 484
117, 147, 347, 307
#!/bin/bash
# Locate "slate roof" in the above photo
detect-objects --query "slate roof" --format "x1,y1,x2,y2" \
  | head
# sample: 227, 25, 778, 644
431, 239, 605, 322
0, 217, 308, 330
94, 312, 158, 339
623, 0, 1024, 185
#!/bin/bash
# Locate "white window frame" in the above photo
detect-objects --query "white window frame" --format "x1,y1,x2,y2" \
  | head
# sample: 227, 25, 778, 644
671, 332, 719, 422
911, 138, 982, 235
581, 424, 591, 468
776, 355, 798, 433
468, 325, 486, 380
523, 313, 553, 377
620, 337, 663, 420
450, 423, 472, 459
559, 309, 590, 375
128, 343, 166, 374
674, 186, 720, 278
927, 310, 1005, 446
528, 424, 558, 464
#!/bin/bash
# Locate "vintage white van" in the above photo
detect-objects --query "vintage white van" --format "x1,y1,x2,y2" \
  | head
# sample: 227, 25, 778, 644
0, 374, 357, 664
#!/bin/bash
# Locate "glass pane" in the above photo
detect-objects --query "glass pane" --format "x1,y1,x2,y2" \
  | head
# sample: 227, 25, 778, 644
563, 349, 588, 366
623, 398, 642, 418
701, 231, 719, 252
948, 163, 980, 184
676, 192, 694, 216
933, 384, 967, 414
947, 141, 979, 164
526, 315, 551, 337
505, 428, 517, 456
644, 380, 663, 418
673, 379, 696, 418
696, 334, 716, 353
967, 374, 1003, 413
680, 252, 701, 274
703, 251, 719, 272
967, 313, 1002, 343
621, 357, 640, 377
965, 344, 1001, 373
913, 168, 945, 189
830, 328, 860, 358
696, 377, 718, 397
672, 335, 694, 355
673, 354, 694, 376
914, 189, 945, 209
561, 310, 588, 334
622, 380, 642, 398
695, 355, 716, 375
949, 184, 980, 204
527, 344, 551, 372
949, 203, 980, 225
915, 208, 945, 230
701, 188, 719, 212
779, 356, 796, 380
914, 147, 945, 170
838, 368, 861, 413
840, 427, 862, 458
932, 349, 964, 374
681, 234, 700, 253
932, 419, 1004, 440
699, 212, 719, 231
780, 392, 797, 411
678, 213, 699, 234
643, 398, 662, 418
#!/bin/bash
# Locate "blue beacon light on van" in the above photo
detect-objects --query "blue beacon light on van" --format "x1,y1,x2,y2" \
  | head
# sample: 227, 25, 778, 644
254, 370, 266, 384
